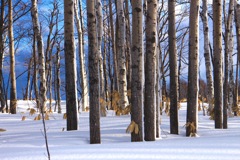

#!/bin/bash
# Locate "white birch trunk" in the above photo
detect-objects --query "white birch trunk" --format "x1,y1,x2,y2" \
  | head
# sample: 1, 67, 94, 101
117, 0, 129, 110
31, 0, 47, 112
74, 0, 89, 111
201, 0, 214, 114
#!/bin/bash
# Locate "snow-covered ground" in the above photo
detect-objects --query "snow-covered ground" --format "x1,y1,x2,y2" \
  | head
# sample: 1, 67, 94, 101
0, 100, 240, 160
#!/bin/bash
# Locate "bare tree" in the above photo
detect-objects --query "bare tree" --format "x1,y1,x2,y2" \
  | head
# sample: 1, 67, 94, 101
168, 0, 179, 135
186, 0, 200, 137
125, 0, 132, 92
109, 0, 118, 91
223, 0, 235, 128
24, 57, 33, 100
201, 0, 214, 115
0, 0, 6, 112
31, 0, 47, 113
96, 0, 104, 101
87, 0, 101, 144
131, 0, 143, 142
213, 0, 223, 129
144, 0, 157, 141
64, 0, 78, 130
8, 0, 17, 114
116, 0, 129, 110
74, 0, 89, 111
234, 1, 240, 116
56, 44, 61, 114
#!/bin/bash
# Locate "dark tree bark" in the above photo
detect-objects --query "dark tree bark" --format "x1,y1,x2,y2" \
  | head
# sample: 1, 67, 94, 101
0, 0, 6, 112
56, 44, 61, 114
131, 0, 143, 142
213, 0, 223, 129
144, 0, 157, 141
64, 0, 78, 130
186, 0, 200, 137
87, 0, 101, 144
168, 0, 179, 135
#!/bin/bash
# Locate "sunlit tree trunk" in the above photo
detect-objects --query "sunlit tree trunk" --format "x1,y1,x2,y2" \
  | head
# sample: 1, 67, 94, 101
213, 0, 223, 129
144, 0, 157, 141
64, 0, 78, 130
201, 0, 214, 115
87, 0, 101, 144
74, 0, 88, 111
31, 0, 47, 113
186, 0, 200, 137
131, 0, 143, 142
8, 0, 17, 114
116, 0, 129, 110
168, 0, 179, 135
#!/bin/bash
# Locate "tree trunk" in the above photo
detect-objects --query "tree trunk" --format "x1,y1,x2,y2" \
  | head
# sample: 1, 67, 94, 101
9, 0, 17, 114
96, 0, 104, 100
156, 41, 161, 138
117, 0, 129, 110
0, 0, 5, 111
144, 0, 157, 141
64, 0, 78, 130
125, 0, 132, 92
87, 0, 101, 144
186, 0, 200, 137
228, 30, 234, 118
56, 45, 61, 114
109, 0, 118, 91
201, 0, 214, 115
31, 0, 47, 114
168, 0, 179, 135
234, 1, 240, 116
32, 29, 39, 109
131, 0, 143, 142
213, 0, 223, 129
223, 0, 235, 129
24, 58, 33, 100
74, 0, 89, 111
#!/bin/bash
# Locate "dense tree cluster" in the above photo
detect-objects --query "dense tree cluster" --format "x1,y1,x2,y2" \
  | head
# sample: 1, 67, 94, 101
0, 0, 239, 143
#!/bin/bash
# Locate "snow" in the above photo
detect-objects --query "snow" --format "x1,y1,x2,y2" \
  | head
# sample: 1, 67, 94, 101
1, 101, 240, 160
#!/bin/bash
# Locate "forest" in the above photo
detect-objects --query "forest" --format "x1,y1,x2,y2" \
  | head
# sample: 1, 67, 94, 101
0, 0, 240, 159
